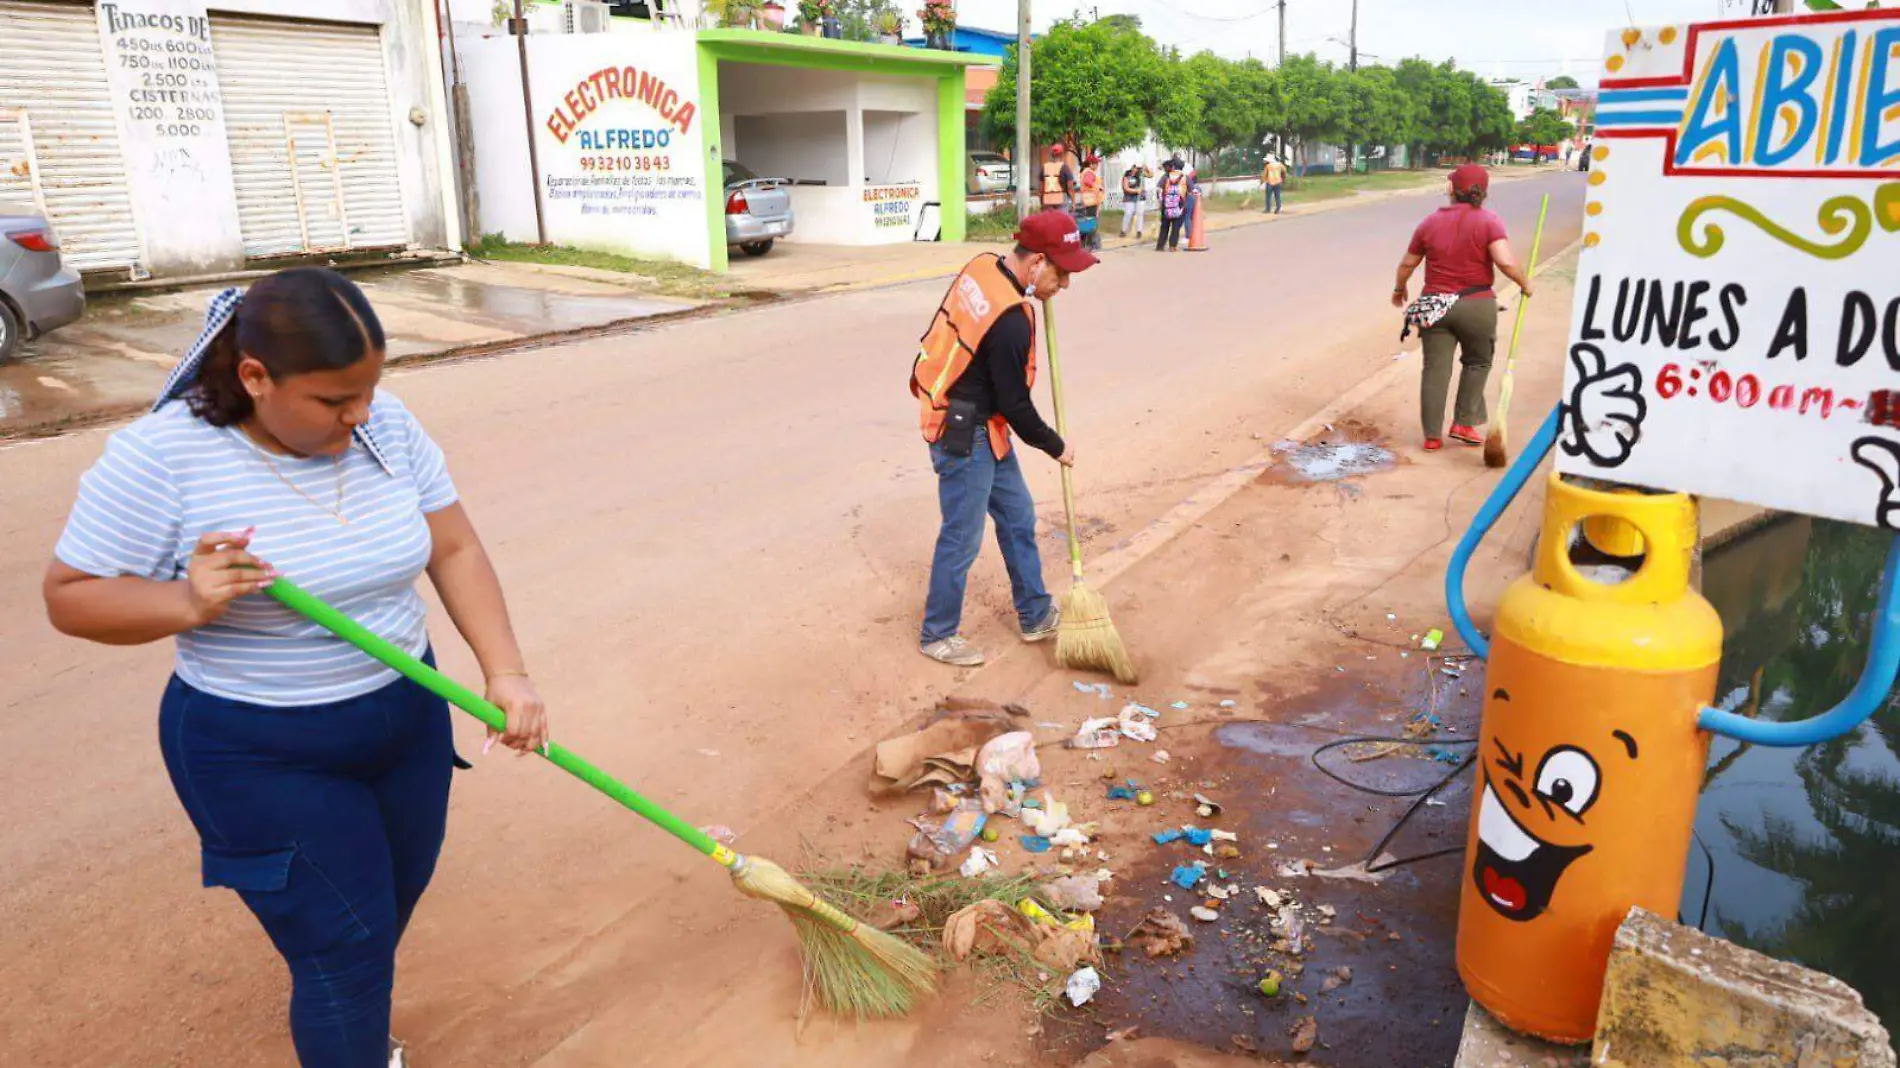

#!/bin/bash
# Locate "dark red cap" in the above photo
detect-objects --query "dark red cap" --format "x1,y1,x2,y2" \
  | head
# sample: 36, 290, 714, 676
1014, 211, 1099, 273
1450, 163, 1489, 196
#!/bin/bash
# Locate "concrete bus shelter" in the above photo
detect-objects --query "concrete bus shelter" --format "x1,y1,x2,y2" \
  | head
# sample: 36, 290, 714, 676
461, 28, 979, 272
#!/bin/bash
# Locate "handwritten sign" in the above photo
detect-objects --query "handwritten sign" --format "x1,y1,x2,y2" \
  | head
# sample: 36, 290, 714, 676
96, 0, 240, 273
1558, 10, 1900, 528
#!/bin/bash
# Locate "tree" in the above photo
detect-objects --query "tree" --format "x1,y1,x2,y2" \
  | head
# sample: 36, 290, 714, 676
1515, 106, 1574, 148
1275, 53, 1348, 177
1546, 75, 1579, 90
1344, 65, 1412, 163
982, 18, 1180, 156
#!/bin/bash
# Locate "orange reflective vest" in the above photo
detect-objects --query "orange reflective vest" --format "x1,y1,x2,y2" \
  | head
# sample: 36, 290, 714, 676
911, 255, 1037, 459
1041, 160, 1067, 206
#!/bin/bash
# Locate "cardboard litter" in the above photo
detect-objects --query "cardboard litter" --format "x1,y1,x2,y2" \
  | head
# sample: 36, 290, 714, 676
872, 705, 1017, 795
1129, 908, 1195, 958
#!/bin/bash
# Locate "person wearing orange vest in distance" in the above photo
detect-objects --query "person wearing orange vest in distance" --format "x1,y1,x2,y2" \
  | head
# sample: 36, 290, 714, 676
909, 212, 1099, 667
1040, 144, 1076, 213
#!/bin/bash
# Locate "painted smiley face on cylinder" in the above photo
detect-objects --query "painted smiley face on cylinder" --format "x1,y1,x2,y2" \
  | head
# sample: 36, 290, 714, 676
1472, 685, 1642, 923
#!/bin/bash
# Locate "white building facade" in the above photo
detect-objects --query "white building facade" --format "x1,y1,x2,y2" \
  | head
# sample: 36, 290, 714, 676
0, 0, 458, 282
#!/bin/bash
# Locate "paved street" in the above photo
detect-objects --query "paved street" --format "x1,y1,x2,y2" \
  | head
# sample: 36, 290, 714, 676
0, 170, 1585, 1067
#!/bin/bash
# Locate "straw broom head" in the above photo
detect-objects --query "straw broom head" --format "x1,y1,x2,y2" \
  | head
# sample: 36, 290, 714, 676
729, 854, 938, 1018
1057, 581, 1139, 684
1483, 428, 1508, 468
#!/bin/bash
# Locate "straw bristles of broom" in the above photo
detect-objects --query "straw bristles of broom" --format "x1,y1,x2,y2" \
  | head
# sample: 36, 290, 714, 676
1483, 428, 1508, 469
1056, 581, 1138, 684
730, 854, 938, 1018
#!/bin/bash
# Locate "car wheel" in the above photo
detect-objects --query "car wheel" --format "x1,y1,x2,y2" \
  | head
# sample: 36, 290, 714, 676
740, 240, 774, 257
0, 299, 21, 362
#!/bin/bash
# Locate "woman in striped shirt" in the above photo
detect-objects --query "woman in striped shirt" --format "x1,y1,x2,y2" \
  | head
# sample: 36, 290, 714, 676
44, 268, 546, 1068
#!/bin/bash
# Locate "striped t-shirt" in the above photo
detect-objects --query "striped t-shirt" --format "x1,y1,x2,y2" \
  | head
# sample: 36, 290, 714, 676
55, 391, 458, 707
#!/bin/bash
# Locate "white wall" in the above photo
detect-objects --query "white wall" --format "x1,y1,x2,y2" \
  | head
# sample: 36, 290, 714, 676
459, 30, 714, 267
862, 109, 930, 185
733, 111, 848, 186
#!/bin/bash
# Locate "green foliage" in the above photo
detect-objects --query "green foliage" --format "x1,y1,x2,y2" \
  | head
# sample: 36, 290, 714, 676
982, 18, 1180, 156
1546, 75, 1579, 90
1515, 106, 1574, 147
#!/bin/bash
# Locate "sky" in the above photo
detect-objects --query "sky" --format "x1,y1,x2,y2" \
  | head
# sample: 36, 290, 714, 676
939, 0, 1774, 85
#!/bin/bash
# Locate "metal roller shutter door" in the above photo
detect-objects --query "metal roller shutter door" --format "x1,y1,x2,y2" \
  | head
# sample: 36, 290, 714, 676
211, 16, 409, 258
0, 1, 143, 273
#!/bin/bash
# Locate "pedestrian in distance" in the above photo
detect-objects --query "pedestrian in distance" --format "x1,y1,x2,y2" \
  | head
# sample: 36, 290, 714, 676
1040, 144, 1077, 214
1155, 164, 1188, 252
1390, 164, 1534, 453
1260, 154, 1286, 215
1075, 154, 1104, 251
1119, 160, 1151, 239
908, 211, 1099, 667
41, 268, 549, 1068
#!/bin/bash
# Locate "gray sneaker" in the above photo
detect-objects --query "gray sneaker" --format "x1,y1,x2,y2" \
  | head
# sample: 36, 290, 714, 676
921, 635, 985, 667
1022, 606, 1061, 643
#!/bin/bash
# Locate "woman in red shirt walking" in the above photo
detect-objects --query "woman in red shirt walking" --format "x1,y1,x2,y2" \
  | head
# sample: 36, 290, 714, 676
1391, 165, 1533, 452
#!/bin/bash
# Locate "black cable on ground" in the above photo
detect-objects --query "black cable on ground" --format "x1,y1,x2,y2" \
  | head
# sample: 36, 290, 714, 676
1309, 734, 1479, 873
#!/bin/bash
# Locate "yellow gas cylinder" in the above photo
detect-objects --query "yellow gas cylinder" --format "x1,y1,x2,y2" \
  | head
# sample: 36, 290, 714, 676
1456, 474, 1721, 1044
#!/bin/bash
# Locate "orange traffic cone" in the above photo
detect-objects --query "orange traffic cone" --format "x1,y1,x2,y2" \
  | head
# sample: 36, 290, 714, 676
1185, 189, 1209, 252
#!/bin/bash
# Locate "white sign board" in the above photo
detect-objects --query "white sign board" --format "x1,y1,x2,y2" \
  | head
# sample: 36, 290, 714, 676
96, 0, 242, 275
530, 34, 712, 268
1559, 10, 1900, 529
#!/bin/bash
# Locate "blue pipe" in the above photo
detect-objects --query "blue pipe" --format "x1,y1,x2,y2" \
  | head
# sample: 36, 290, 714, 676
1698, 533, 1900, 747
1444, 404, 1563, 661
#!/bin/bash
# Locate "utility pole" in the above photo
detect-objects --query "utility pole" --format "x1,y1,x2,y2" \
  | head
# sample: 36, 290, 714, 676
1347, 0, 1358, 175
511, 0, 547, 245
1015, 0, 1034, 217
1275, 0, 1285, 66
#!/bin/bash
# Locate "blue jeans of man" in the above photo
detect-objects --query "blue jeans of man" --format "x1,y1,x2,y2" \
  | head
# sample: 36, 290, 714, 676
160, 656, 455, 1067
1263, 184, 1282, 213
922, 434, 1053, 644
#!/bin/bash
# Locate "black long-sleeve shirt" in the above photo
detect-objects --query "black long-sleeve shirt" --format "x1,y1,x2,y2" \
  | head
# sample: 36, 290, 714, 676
945, 262, 1065, 458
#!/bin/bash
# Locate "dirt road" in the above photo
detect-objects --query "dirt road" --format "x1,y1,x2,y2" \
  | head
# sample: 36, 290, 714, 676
0, 171, 1585, 1067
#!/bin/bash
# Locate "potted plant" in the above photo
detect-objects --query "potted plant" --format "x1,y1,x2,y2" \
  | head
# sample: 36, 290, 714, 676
918, 0, 954, 49
795, 0, 828, 34
875, 9, 901, 43
760, 0, 786, 29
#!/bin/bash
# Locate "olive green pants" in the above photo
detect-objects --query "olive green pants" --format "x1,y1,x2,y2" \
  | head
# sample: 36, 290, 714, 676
1419, 296, 1498, 438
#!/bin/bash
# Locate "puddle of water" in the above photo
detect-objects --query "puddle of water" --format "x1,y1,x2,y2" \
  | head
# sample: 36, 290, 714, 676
1066, 672, 1478, 1066
1272, 441, 1397, 483
363, 270, 688, 335
0, 347, 165, 433
1690, 515, 1900, 1035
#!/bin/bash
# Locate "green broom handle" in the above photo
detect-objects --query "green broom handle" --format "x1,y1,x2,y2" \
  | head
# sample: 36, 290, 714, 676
1497, 194, 1550, 420
265, 578, 723, 860
1039, 297, 1086, 582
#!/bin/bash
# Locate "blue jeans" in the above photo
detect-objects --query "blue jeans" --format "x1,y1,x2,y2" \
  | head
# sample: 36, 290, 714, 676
1264, 184, 1282, 213
922, 435, 1053, 643
160, 656, 455, 1067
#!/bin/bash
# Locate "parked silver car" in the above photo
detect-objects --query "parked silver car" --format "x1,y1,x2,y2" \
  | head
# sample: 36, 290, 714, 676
0, 204, 85, 361
723, 160, 793, 258
969, 151, 1017, 195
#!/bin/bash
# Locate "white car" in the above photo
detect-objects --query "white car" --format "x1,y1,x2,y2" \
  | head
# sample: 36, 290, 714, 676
969, 151, 1017, 195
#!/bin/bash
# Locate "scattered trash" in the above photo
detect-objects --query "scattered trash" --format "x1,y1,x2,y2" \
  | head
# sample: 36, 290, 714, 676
1317, 905, 1337, 919
1311, 856, 1393, 882
1065, 967, 1102, 1007
906, 800, 988, 868
1106, 1026, 1141, 1042
1137, 790, 1156, 806
1170, 701, 1190, 710
1277, 859, 1314, 878
1071, 718, 1122, 749
1193, 793, 1224, 818
1106, 781, 1140, 802
871, 703, 1019, 795
1291, 1015, 1319, 1054
1215, 844, 1242, 859
1207, 884, 1231, 901
1255, 887, 1283, 908
1022, 796, 1072, 837
1129, 908, 1195, 957
1320, 966, 1354, 993
697, 749, 720, 758
1421, 628, 1444, 651
872, 898, 922, 930
1182, 826, 1214, 847
1386, 612, 1397, 621
1051, 828, 1091, 848
1169, 864, 1207, 890
1124, 702, 1160, 719
1073, 681, 1113, 699
1189, 906, 1221, 923
1118, 706, 1159, 743
1219, 699, 1237, 708
1232, 1034, 1259, 1054
1276, 906, 1306, 945
1020, 835, 1053, 853
1388, 930, 1403, 942
1151, 750, 1171, 765
981, 825, 1001, 842
1257, 969, 1284, 997
942, 899, 1032, 961
698, 825, 738, 845
1209, 829, 1239, 843
976, 732, 1041, 815
1043, 873, 1106, 912
960, 846, 998, 877
1152, 828, 1185, 845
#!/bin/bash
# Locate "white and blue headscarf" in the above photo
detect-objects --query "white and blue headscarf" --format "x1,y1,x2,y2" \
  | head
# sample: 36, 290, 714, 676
155, 285, 396, 474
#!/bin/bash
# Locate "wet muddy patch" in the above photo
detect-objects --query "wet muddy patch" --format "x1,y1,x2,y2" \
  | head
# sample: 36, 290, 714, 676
1258, 421, 1398, 491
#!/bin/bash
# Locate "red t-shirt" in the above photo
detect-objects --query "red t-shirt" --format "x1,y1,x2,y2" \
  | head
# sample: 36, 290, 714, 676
1408, 204, 1508, 297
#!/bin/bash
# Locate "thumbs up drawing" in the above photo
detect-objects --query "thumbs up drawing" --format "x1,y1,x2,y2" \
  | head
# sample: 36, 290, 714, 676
1561, 342, 1648, 468
1852, 436, 1900, 531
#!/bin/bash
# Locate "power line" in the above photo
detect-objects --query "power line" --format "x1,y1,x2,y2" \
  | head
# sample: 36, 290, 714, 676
1149, 0, 1275, 24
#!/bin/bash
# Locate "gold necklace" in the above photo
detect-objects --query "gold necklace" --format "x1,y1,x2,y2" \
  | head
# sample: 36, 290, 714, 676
240, 425, 349, 524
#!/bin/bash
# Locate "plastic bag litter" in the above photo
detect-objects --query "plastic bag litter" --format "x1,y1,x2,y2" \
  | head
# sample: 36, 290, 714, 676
1020, 835, 1053, 853
1182, 826, 1213, 846
1042, 873, 1106, 912
1170, 863, 1207, 889
1022, 795, 1072, 837
1152, 749, 1172, 764
1066, 967, 1102, 1007
1073, 681, 1113, 699
1118, 706, 1159, 743
906, 800, 987, 867
1071, 718, 1121, 748
1152, 828, 1185, 845
960, 846, 998, 877
976, 732, 1041, 815
1051, 827, 1091, 848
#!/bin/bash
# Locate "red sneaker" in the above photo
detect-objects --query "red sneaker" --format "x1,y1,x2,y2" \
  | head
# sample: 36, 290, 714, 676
1448, 424, 1485, 446
1423, 437, 1444, 452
